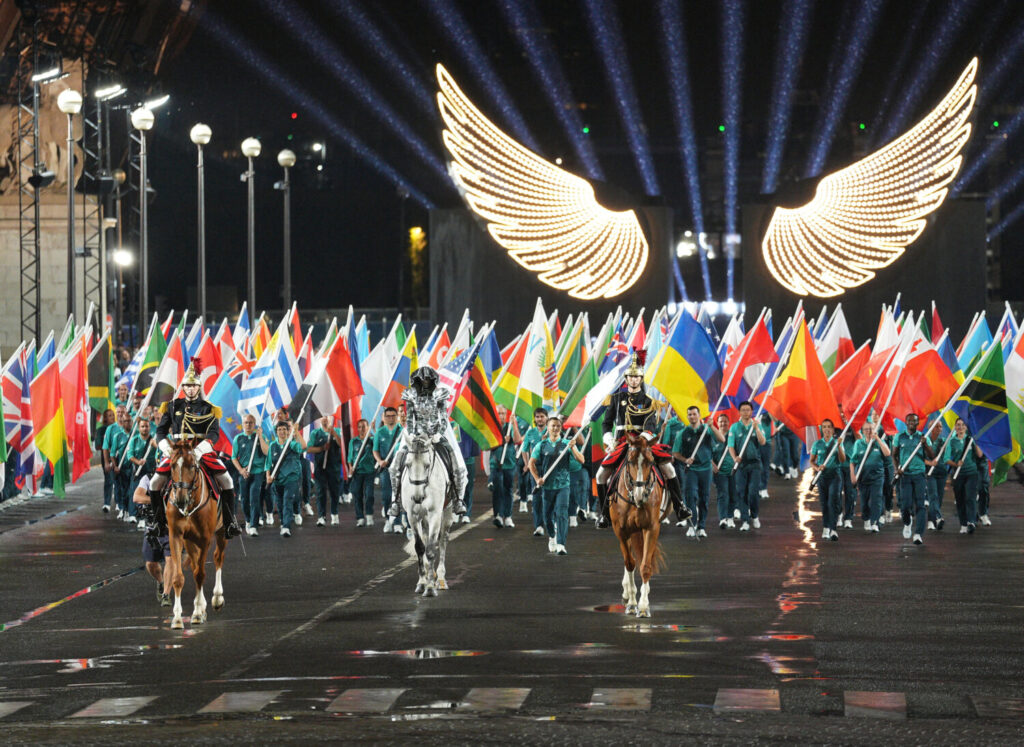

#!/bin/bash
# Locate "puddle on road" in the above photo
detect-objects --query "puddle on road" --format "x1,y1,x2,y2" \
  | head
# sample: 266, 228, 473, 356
1, 550, 101, 557
750, 651, 820, 677
751, 632, 815, 641
342, 649, 487, 659
0, 643, 185, 673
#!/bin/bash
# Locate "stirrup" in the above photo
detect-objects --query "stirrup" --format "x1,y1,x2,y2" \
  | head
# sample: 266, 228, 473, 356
225, 521, 242, 539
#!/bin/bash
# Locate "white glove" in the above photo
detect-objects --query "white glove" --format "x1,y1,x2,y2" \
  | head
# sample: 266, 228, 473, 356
158, 439, 172, 458
602, 433, 614, 451
194, 440, 213, 457
431, 433, 443, 444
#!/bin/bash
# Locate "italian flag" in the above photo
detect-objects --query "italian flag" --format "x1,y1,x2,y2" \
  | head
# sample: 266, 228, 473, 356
30, 358, 71, 497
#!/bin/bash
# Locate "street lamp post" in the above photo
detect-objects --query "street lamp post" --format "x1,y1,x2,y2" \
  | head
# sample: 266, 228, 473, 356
113, 247, 133, 345
131, 107, 154, 332
276, 149, 296, 308
57, 89, 83, 319
190, 123, 212, 319
241, 137, 262, 316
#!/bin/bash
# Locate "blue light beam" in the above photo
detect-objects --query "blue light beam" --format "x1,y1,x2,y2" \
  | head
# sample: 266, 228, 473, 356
256, 0, 450, 186
762, 0, 814, 194
876, 0, 979, 145
655, 0, 705, 235
987, 199, 1024, 241
720, 0, 746, 302
953, 105, 1024, 196
422, 0, 541, 152
804, 0, 885, 178
865, 0, 929, 146
498, 0, 604, 180
986, 163, 1024, 211
581, 0, 661, 197
326, 0, 436, 119
200, 11, 435, 210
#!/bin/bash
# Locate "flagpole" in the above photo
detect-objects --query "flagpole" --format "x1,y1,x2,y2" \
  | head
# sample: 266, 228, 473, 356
810, 340, 902, 486
951, 437, 974, 480
686, 306, 768, 461
893, 342, 993, 475
133, 442, 153, 479
268, 383, 317, 480
349, 335, 409, 471
540, 428, 590, 482
928, 428, 957, 476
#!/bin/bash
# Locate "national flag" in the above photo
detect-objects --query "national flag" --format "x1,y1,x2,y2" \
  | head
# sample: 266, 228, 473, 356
493, 302, 551, 421
646, 312, 723, 418
251, 314, 272, 359
17, 342, 35, 480
599, 322, 629, 375
116, 344, 145, 391
139, 331, 186, 415
828, 340, 872, 420
816, 305, 855, 377
239, 318, 302, 419
182, 318, 205, 368
157, 309, 173, 342
289, 333, 364, 426
133, 321, 168, 398
29, 358, 70, 497
193, 332, 225, 397
574, 355, 631, 427
696, 304, 721, 349
555, 315, 588, 397
232, 302, 251, 351
2, 343, 26, 454
288, 304, 303, 355
480, 324, 503, 381
995, 304, 1018, 352
354, 314, 369, 375
57, 314, 76, 353
811, 305, 830, 341
722, 317, 778, 397
439, 337, 484, 412
844, 310, 901, 416
499, 333, 521, 368
207, 370, 243, 454
214, 318, 236, 367
931, 302, 945, 345
958, 314, 992, 371
950, 340, 1012, 464
717, 315, 744, 365
561, 357, 600, 427
995, 331, 1024, 485
448, 313, 472, 363
936, 331, 964, 385
761, 319, 842, 435
36, 331, 56, 373
0, 381, 6, 467
58, 337, 93, 482
382, 330, 418, 408
420, 324, 440, 356
878, 331, 959, 429
87, 331, 116, 415
451, 354, 504, 450
360, 319, 407, 421
425, 326, 451, 369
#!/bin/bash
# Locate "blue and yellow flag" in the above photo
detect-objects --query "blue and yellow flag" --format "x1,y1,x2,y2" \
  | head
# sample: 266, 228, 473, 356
950, 341, 1012, 462
647, 312, 722, 418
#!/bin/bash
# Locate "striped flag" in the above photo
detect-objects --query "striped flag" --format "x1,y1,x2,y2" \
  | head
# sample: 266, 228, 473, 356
238, 318, 302, 419
232, 302, 250, 351
451, 354, 503, 450
30, 358, 70, 497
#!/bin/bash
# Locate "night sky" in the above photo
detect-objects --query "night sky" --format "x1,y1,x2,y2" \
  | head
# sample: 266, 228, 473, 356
143, 0, 1024, 315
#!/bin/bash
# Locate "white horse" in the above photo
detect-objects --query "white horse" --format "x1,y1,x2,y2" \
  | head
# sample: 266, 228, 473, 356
400, 433, 454, 597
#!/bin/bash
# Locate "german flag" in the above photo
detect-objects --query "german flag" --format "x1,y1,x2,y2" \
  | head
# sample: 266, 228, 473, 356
452, 356, 503, 451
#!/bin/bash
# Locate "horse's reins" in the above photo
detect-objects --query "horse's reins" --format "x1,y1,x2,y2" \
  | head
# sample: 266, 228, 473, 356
167, 455, 210, 519
406, 441, 437, 489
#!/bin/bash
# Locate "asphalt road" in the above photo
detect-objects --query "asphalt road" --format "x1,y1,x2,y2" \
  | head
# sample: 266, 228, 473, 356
1, 467, 1023, 744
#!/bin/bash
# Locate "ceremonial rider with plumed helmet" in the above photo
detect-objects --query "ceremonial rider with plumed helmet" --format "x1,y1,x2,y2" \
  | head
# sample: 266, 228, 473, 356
148, 359, 242, 539
594, 348, 691, 529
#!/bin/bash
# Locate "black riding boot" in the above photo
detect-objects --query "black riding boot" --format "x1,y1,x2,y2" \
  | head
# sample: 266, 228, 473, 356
221, 488, 242, 539
596, 483, 611, 529
667, 475, 692, 525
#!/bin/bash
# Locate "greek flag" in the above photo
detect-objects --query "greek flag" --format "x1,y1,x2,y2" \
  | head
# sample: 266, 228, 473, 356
238, 319, 302, 419
116, 345, 145, 391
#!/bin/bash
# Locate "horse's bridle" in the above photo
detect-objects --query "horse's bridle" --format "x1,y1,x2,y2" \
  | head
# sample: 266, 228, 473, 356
623, 446, 656, 506
405, 438, 436, 489
168, 452, 207, 518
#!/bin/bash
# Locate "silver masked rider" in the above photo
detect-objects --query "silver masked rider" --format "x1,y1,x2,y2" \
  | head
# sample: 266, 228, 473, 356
387, 366, 468, 516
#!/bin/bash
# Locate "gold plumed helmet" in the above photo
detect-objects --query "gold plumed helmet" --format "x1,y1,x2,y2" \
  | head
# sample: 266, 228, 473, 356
624, 347, 646, 378
181, 359, 201, 387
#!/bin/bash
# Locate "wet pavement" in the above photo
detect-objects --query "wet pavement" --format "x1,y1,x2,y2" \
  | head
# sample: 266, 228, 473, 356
0, 468, 1022, 743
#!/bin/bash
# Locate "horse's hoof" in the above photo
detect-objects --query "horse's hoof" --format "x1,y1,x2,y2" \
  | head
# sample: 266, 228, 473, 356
212, 596, 224, 611
423, 587, 438, 598
636, 607, 651, 618
191, 612, 206, 625
171, 617, 184, 630
437, 579, 448, 590
624, 604, 637, 615
414, 583, 425, 594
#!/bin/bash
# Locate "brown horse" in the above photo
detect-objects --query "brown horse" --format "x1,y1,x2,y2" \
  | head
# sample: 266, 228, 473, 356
165, 441, 227, 629
610, 433, 666, 618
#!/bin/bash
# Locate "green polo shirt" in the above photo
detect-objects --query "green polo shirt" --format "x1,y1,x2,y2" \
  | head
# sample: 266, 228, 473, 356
490, 439, 517, 471
945, 436, 978, 476
266, 439, 304, 486
661, 416, 684, 451
848, 438, 883, 480
126, 432, 156, 473
531, 437, 573, 490
727, 421, 761, 464
674, 424, 713, 471
233, 432, 267, 474
309, 427, 343, 468
894, 431, 928, 474
103, 423, 129, 461
372, 424, 403, 462
711, 440, 734, 476
811, 437, 843, 474
347, 436, 375, 474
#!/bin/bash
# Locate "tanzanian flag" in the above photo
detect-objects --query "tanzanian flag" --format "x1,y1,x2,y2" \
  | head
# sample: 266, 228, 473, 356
950, 340, 1012, 463
29, 358, 70, 497
88, 331, 116, 416
452, 355, 503, 450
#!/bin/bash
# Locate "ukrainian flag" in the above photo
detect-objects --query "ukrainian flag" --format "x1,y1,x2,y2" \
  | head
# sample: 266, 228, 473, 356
647, 312, 722, 418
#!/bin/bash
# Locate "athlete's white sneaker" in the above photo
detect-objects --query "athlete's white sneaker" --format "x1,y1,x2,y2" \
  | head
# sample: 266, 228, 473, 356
330, 514, 339, 526
247, 526, 259, 537
733, 509, 741, 520
365, 516, 374, 527
980, 514, 992, 526
316, 517, 326, 527
569, 516, 578, 528
759, 489, 769, 499
355, 518, 366, 527
927, 520, 936, 531
548, 537, 557, 553
461, 515, 471, 524
265, 512, 275, 527
902, 524, 912, 539
686, 526, 696, 538
752, 518, 761, 529
913, 533, 923, 545
533, 526, 545, 537
698, 528, 708, 538
304, 503, 314, 516
843, 519, 852, 529
383, 518, 393, 533
503, 517, 515, 528
864, 520, 872, 531
726, 518, 736, 528
280, 527, 291, 537
871, 523, 880, 533
822, 528, 830, 539
959, 526, 968, 534
739, 522, 750, 532
519, 501, 528, 513
294, 514, 303, 526
555, 544, 567, 555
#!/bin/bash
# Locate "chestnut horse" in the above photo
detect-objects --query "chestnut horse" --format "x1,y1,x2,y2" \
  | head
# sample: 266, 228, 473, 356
165, 441, 227, 629
610, 433, 666, 618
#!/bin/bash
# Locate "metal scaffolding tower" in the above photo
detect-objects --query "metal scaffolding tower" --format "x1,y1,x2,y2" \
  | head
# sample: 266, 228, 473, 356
16, 30, 42, 343
80, 69, 106, 330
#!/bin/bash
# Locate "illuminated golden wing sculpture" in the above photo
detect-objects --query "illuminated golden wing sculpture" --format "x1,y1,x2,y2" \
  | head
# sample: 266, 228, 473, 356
436, 64, 649, 300
762, 58, 977, 298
